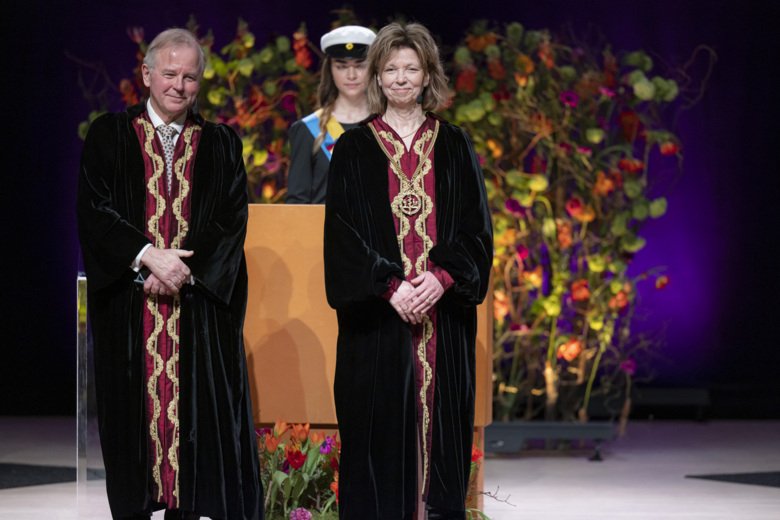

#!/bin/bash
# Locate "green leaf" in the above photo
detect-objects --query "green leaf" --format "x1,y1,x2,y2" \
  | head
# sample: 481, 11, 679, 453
633, 78, 656, 101
528, 175, 549, 192
207, 88, 225, 106
276, 36, 291, 53
558, 65, 576, 82
621, 234, 647, 253
587, 255, 606, 273
542, 297, 561, 317
632, 200, 650, 221
623, 51, 653, 72
649, 197, 668, 218
284, 58, 298, 73
542, 218, 557, 239
272, 470, 288, 488
237, 58, 254, 77
506, 22, 524, 45
585, 128, 605, 144
623, 177, 643, 199
608, 259, 627, 274
626, 70, 647, 86
663, 80, 679, 102
259, 46, 274, 64
487, 112, 503, 126
78, 121, 90, 140
242, 32, 255, 49
454, 46, 472, 66
212, 57, 228, 78
610, 211, 630, 236
263, 80, 278, 96
505, 170, 526, 189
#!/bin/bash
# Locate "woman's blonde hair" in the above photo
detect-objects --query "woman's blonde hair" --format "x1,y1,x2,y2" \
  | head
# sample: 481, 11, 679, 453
312, 56, 340, 154
366, 22, 449, 114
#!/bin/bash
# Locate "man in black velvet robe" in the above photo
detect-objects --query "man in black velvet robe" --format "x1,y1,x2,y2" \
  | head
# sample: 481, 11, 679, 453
324, 115, 493, 518
77, 28, 262, 520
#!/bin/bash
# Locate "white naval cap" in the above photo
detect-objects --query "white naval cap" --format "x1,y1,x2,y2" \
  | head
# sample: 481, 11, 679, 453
320, 25, 376, 58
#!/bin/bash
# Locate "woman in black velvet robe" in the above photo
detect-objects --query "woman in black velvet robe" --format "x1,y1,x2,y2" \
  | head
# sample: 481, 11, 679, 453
323, 22, 493, 520
78, 91, 262, 519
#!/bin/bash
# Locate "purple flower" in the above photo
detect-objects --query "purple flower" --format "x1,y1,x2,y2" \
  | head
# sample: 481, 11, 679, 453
255, 427, 271, 438
560, 90, 579, 107
320, 435, 335, 455
289, 508, 312, 520
505, 198, 526, 217
280, 93, 297, 114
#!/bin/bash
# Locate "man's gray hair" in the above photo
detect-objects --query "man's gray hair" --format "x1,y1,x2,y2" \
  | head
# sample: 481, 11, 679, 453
143, 28, 206, 76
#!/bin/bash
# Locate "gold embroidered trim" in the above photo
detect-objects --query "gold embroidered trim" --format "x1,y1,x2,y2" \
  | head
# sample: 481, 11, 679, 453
418, 315, 434, 485
165, 298, 181, 501
368, 121, 439, 276
145, 296, 165, 499
368, 119, 439, 493
140, 119, 167, 247
170, 125, 199, 248
139, 118, 167, 498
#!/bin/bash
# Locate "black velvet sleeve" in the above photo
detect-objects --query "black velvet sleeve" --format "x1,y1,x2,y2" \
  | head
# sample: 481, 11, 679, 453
77, 113, 151, 293
323, 132, 405, 310
429, 127, 494, 306
286, 120, 315, 204
183, 124, 248, 307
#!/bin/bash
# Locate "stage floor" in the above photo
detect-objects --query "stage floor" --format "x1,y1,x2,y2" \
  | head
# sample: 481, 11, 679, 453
0, 417, 778, 519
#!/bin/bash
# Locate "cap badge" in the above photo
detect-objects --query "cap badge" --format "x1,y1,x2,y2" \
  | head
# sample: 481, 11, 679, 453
346, 42, 354, 50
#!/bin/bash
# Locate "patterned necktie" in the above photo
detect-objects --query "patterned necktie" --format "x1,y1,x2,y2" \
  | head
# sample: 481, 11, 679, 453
157, 125, 176, 193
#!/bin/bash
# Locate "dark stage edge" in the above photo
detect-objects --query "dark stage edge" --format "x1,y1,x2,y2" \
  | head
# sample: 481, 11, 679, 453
686, 471, 780, 489
0, 463, 105, 489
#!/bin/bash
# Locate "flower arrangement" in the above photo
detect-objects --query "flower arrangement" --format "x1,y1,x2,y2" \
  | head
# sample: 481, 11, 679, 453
439, 20, 706, 423
258, 422, 488, 519
256, 422, 339, 520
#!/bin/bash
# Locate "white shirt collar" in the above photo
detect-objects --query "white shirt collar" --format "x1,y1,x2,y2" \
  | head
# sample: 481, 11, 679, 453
146, 99, 186, 134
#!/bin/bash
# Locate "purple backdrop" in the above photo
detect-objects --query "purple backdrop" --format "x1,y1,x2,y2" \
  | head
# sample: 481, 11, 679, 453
3, 0, 778, 416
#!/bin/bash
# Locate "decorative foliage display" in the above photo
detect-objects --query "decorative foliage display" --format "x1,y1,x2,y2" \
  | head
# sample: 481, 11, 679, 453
440, 21, 690, 423
76, 14, 708, 427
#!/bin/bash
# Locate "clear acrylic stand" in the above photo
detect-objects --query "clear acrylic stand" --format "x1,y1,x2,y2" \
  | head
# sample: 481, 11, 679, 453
76, 273, 107, 515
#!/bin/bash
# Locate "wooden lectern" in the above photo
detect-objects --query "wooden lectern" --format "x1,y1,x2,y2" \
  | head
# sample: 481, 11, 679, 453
243, 204, 492, 503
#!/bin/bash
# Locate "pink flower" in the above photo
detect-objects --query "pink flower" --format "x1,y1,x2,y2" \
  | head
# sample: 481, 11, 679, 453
599, 86, 616, 98
289, 508, 312, 520
515, 244, 530, 261
560, 90, 579, 107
